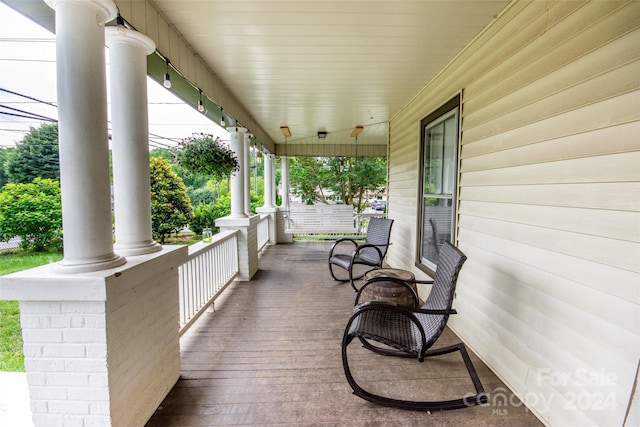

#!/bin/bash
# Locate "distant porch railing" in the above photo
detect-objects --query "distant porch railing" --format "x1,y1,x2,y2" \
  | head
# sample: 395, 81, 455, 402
257, 214, 270, 251
178, 229, 239, 335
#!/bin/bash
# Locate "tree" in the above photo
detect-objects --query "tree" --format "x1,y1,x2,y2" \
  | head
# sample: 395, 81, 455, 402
149, 157, 193, 244
0, 178, 62, 251
289, 156, 387, 211
0, 148, 14, 188
326, 156, 387, 212
289, 157, 332, 204
5, 123, 59, 183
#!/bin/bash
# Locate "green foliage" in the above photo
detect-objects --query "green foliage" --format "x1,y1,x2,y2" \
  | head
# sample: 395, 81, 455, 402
150, 148, 209, 190
289, 156, 387, 211
149, 157, 193, 244
0, 249, 63, 372
173, 133, 239, 181
327, 156, 387, 212
0, 148, 14, 188
190, 193, 231, 235
250, 193, 264, 214
289, 157, 330, 204
5, 123, 60, 183
0, 178, 62, 251
188, 186, 216, 207
0, 301, 24, 371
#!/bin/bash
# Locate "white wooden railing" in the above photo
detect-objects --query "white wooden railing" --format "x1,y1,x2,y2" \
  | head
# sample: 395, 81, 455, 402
178, 230, 239, 335
257, 214, 270, 251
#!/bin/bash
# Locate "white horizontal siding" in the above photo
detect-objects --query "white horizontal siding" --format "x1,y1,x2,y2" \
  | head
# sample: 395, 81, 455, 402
388, 1, 640, 426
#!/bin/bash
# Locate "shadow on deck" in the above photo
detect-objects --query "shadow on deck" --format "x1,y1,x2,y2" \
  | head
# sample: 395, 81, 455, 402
146, 241, 543, 426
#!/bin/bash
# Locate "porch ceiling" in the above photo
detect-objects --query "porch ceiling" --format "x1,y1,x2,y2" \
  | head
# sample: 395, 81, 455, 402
4, 0, 510, 150
153, 0, 509, 148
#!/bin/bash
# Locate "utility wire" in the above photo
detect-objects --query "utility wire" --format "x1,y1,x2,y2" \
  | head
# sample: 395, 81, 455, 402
0, 104, 56, 122
0, 88, 57, 107
0, 111, 57, 122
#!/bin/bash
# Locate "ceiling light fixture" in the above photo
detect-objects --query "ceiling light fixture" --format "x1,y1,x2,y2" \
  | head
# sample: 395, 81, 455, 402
220, 107, 226, 126
197, 89, 205, 113
351, 125, 364, 138
317, 131, 327, 139
163, 59, 171, 88
280, 126, 291, 137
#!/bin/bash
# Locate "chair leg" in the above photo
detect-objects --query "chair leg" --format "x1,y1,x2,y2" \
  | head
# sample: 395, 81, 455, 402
342, 335, 488, 412
349, 266, 380, 292
328, 262, 349, 283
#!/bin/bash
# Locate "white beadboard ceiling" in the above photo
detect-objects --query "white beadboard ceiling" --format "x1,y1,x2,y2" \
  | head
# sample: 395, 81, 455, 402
151, 0, 509, 147
4, 0, 510, 149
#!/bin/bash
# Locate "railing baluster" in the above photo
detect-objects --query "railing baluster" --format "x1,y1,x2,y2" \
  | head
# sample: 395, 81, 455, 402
177, 230, 240, 335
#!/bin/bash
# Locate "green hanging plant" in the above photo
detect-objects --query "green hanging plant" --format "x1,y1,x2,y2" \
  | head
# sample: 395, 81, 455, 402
173, 133, 239, 181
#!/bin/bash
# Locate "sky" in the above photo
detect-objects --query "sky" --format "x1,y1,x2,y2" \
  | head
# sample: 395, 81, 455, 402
0, 2, 229, 150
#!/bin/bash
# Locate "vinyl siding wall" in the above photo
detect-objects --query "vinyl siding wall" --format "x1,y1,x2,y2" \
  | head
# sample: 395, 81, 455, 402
386, 1, 640, 426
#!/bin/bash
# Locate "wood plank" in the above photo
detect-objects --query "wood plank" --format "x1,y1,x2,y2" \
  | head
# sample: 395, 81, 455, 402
145, 242, 544, 426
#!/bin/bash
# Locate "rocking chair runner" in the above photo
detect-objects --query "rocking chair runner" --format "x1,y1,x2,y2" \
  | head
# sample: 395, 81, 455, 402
328, 217, 394, 292
342, 242, 487, 411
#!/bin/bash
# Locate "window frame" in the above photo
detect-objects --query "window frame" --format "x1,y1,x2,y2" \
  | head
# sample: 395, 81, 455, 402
415, 95, 461, 275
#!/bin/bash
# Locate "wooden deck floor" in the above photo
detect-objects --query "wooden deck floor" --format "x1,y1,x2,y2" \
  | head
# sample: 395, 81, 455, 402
146, 242, 543, 426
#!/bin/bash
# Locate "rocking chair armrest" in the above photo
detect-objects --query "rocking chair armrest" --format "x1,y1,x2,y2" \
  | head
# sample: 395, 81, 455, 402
329, 238, 359, 257
355, 276, 420, 307
351, 243, 384, 261
411, 307, 458, 316
353, 301, 457, 317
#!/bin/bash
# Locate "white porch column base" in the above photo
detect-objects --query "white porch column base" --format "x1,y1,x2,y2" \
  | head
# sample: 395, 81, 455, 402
256, 207, 278, 245
0, 246, 187, 427
276, 207, 294, 243
215, 215, 259, 280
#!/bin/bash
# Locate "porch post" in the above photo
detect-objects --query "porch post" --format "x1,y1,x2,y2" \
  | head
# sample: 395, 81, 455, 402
244, 132, 252, 216
228, 126, 247, 218
281, 156, 290, 211
256, 153, 277, 244
217, 127, 258, 279
277, 156, 293, 243
47, 0, 125, 273
263, 154, 274, 208
106, 25, 162, 256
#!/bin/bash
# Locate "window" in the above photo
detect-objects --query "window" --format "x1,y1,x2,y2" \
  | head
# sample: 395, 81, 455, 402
417, 96, 460, 272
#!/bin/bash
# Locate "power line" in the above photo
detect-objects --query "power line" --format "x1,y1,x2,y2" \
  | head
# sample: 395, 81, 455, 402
0, 104, 56, 122
0, 111, 57, 122
0, 88, 57, 107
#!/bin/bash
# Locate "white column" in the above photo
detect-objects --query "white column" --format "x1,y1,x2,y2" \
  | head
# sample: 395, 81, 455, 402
106, 26, 162, 256
46, 0, 125, 273
244, 133, 252, 215
228, 127, 247, 218
262, 154, 274, 208
281, 156, 290, 210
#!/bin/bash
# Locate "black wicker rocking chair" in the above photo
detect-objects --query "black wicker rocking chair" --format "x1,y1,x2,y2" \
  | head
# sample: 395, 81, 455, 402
341, 242, 487, 411
328, 217, 394, 292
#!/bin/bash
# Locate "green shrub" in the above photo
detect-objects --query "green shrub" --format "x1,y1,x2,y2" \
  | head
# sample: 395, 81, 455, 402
0, 178, 62, 251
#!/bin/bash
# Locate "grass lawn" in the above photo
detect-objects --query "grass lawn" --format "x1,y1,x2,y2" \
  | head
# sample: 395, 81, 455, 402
0, 234, 198, 372
0, 249, 63, 372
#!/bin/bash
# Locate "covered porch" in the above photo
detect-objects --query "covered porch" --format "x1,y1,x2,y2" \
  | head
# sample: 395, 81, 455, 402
147, 241, 542, 426
0, 0, 638, 426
